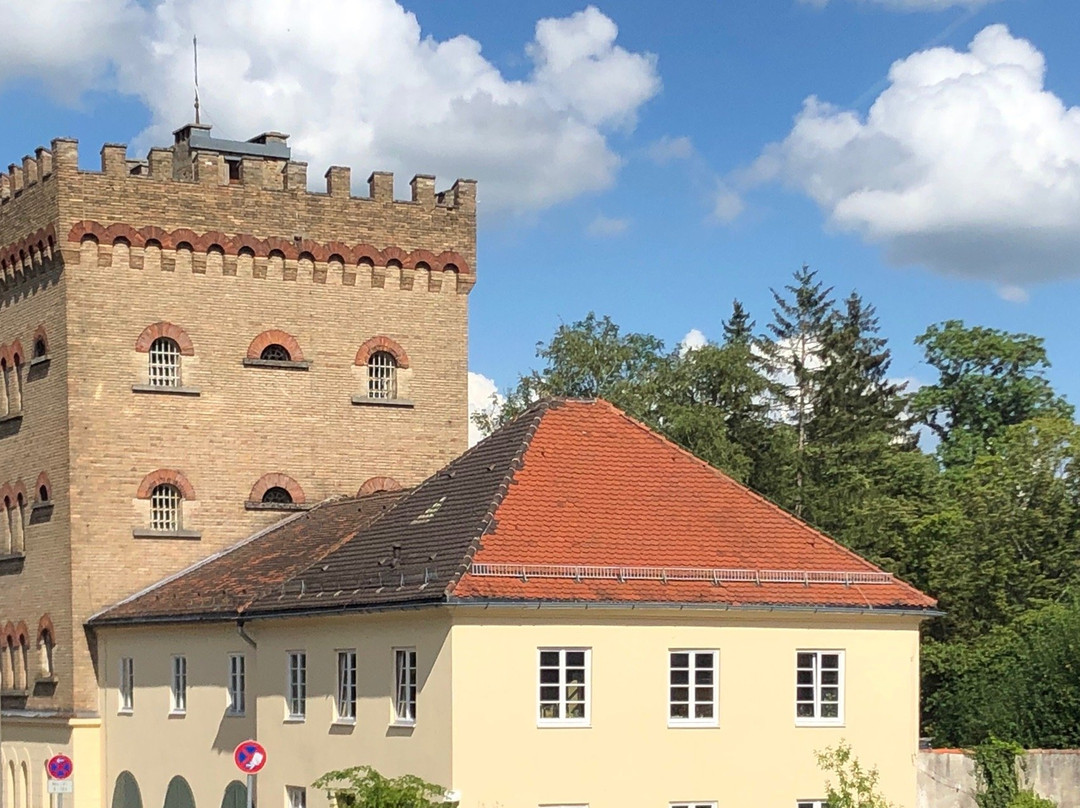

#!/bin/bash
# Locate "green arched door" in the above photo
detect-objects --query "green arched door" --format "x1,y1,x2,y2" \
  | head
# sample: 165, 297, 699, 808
220, 781, 246, 808
111, 772, 143, 808
162, 776, 196, 808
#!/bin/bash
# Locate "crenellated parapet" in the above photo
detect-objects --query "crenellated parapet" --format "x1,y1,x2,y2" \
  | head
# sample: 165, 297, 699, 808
0, 224, 59, 291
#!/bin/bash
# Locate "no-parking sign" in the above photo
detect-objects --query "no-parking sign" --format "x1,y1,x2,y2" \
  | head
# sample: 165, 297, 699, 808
233, 740, 267, 774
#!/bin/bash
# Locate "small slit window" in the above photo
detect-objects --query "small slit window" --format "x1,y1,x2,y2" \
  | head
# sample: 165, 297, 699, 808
148, 337, 181, 387
260, 344, 291, 362
368, 351, 397, 399
261, 486, 293, 505
33, 339, 46, 359
150, 483, 182, 531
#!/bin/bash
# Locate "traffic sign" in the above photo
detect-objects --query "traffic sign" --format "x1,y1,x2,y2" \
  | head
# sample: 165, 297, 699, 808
47, 781, 73, 795
46, 755, 73, 781
233, 740, 267, 774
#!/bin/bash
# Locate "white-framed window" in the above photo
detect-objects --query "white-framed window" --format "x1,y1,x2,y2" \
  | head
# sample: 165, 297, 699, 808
671, 803, 717, 808
393, 648, 417, 724
150, 483, 182, 532
287, 651, 306, 720
228, 654, 246, 716
797, 801, 829, 808
286, 786, 307, 808
170, 655, 187, 714
336, 649, 357, 722
367, 351, 397, 399
538, 648, 590, 726
669, 650, 718, 726
148, 336, 181, 387
119, 657, 134, 713
796, 650, 844, 725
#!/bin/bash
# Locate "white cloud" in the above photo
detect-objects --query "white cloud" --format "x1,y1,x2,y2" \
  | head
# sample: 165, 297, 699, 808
800, 0, 997, 9
647, 135, 694, 164
678, 328, 708, 356
712, 181, 745, 223
586, 214, 630, 237
996, 284, 1030, 303
8, 1, 659, 214
751, 24, 1080, 284
468, 371, 504, 447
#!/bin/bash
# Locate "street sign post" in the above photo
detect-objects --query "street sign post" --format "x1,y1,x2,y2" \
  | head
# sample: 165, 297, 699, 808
46, 754, 74, 808
233, 740, 267, 808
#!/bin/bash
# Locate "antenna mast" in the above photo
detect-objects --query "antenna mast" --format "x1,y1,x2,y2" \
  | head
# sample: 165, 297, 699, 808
193, 35, 201, 124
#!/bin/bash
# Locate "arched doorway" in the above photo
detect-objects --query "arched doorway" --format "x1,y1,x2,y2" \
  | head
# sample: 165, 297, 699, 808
220, 780, 246, 808
111, 771, 143, 808
162, 776, 195, 808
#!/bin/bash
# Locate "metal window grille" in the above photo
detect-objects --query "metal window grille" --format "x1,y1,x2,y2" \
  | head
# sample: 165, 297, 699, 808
394, 649, 417, 722
367, 351, 397, 399
120, 658, 134, 712
796, 651, 843, 722
288, 652, 307, 718
286, 787, 307, 808
228, 654, 246, 715
171, 655, 187, 713
262, 486, 293, 504
337, 650, 357, 720
151, 484, 182, 532
669, 651, 717, 723
260, 343, 291, 361
538, 648, 589, 723
148, 337, 181, 387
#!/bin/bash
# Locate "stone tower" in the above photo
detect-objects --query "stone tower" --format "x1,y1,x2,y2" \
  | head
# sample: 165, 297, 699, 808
0, 123, 475, 775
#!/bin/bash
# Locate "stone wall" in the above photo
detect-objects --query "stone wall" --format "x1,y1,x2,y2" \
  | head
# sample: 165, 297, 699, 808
918, 750, 1080, 808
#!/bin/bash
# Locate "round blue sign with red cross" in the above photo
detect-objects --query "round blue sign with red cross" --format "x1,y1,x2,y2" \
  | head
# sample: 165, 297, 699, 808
233, 740, 267, 774
47, 755, 73, 780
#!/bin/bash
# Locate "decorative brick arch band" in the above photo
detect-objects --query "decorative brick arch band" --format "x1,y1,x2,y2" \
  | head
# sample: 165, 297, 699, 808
64, 222, 472, 275
136, 469, 196, 500
0, 481, 28, 505
36, 614, 55, 645
135, 322, 195, 356
358, 476, 403, 496
355, 336, 410, 369
34, 472, 51, 502
0, 341, 25, 366
248, 473, 306, 504
0, 224, 57, 272
13, 620, 29, 645
247, 329, 304, 361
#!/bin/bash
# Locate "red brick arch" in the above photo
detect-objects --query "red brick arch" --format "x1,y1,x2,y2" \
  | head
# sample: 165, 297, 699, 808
358, 476, 403, 496
13, 620, 29, 645
248, 473, 306, 504
136, 469, 196, 500
36, 614, 55, 645
8, 340, 23, 365
134, 322, 195, 356
247, 329, 304, 361
34, 472, 51, 503
1, 622, 14, 644
355, 336, 410, 369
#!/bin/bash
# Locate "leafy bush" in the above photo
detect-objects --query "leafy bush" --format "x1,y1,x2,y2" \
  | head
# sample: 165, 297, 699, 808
1008, 792, 1057, 808
312, 766, 455, 808
816, 741, 896, 808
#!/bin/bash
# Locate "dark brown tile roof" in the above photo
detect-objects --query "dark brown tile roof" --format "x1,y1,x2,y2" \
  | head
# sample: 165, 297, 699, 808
91, 399, 936, 626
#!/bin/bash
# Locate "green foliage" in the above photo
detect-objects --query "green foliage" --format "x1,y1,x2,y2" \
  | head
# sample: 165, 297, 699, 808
973, 737, 1024, 808
1008, 792, 1057, 808
815, 741, 896, 808
312, 766, 454, 808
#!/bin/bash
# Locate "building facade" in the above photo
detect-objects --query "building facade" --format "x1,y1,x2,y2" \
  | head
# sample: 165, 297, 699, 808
91, 399, 937, 808
0, 123, 476, 807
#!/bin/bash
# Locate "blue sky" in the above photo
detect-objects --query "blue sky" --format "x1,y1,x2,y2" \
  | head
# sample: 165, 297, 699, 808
4, 0, 1080, 432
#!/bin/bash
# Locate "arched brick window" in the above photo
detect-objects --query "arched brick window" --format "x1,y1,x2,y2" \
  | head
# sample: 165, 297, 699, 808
11, 493, 25, 554
247, 473, 305, 509
355, 337, 409, 401
135, 323, 194, 389
0, 357, 10, 416
13, 623, 29, 691
31, 326, 48, 360
36, 615, 55, 680
0, 496, 10, 554
246, 330, 304, 363
136, 470, 196, 535
358, 476, 403, 496
35, 472, 51, 504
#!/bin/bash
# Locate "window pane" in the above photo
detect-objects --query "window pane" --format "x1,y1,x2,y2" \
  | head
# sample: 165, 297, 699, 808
670, 687, 689, 702
540, 668, 560, 684
822, 654, 839, 669
670, 703, 689, 719
695, 703, 714, 719
822, 703, 839, 718
671, 669, 689, 685
670, 652, 689, 668
695, 669, 713, 685
797, 703, 815, 717
539, 703, 559, 719
566, 702, 585, 719
694, 687, 713, 702
797, 670, 814, 684
821, 670, 839, 685
797, 652, 815, 668
565, 667, 585, 684
539, 686, 560, 701
565, 651, 585, 667
694, 653, 713, 668
796, 687, 815, 701
539, 651, 559, 667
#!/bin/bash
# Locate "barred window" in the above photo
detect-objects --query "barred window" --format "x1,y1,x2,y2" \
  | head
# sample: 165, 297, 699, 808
260, 344, 291, 362
150, 484, 182, 531
367, 351, 397, 399
148, 337, 181, 387
262, 486, 293, 505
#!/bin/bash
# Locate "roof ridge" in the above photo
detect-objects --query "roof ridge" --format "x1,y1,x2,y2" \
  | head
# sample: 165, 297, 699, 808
588, 399, 933, 604
444, 399, 557, 596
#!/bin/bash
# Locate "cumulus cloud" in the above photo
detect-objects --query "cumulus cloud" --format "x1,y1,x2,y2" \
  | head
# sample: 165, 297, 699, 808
751, 25, 1080, 285
586, 214, 630, 237
7, 1, 660, 214
647, 135, 694, 164
468, 371, 504, 447
678, 328, 708, 355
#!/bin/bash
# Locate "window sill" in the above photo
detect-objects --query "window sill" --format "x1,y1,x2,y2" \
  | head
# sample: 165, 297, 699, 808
168, 711, 187, 718
0, 411, 23, 423
34, 674, 59, 685
331, 718, 356, 727
226, 710, 246, 718
390, 719, 416, 728
350, 396, 415, 408
283, 716, 306, 724
537, 720, 591, 729
668, 720, 719, 729
242, 358, 312, 371
132, 528, 202, 540
32, 501, 54, 511
0, 689, 29, 697
117, 709, 133, 716
795, 718, 844, 728
244, 501, 312, 512
131, 384, 202, 396
0, 552, 26, 563
28, 356, 50, 368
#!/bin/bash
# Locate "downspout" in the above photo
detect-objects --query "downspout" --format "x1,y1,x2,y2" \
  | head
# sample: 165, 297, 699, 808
236, 620, 257, 648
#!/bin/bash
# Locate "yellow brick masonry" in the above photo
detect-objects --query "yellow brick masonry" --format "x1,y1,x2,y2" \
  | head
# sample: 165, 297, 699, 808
0, 126, 476, 716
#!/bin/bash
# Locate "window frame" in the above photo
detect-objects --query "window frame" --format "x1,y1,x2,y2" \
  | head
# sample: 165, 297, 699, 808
668, 649, 719, 728
537, 647, 591, 728
150, 483, 183, 532
147, 336, 182, 388
335, 649, 357, 723
366, 351, 398, 400
795, 650, 845, 727
119, 657, 134, 714
796, 801, 829, 808
227, 653, 246, 716
286, 650, 307, 721
170, 655, 187, 715
393, 647, 417, 726
286, 786, 307, 808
